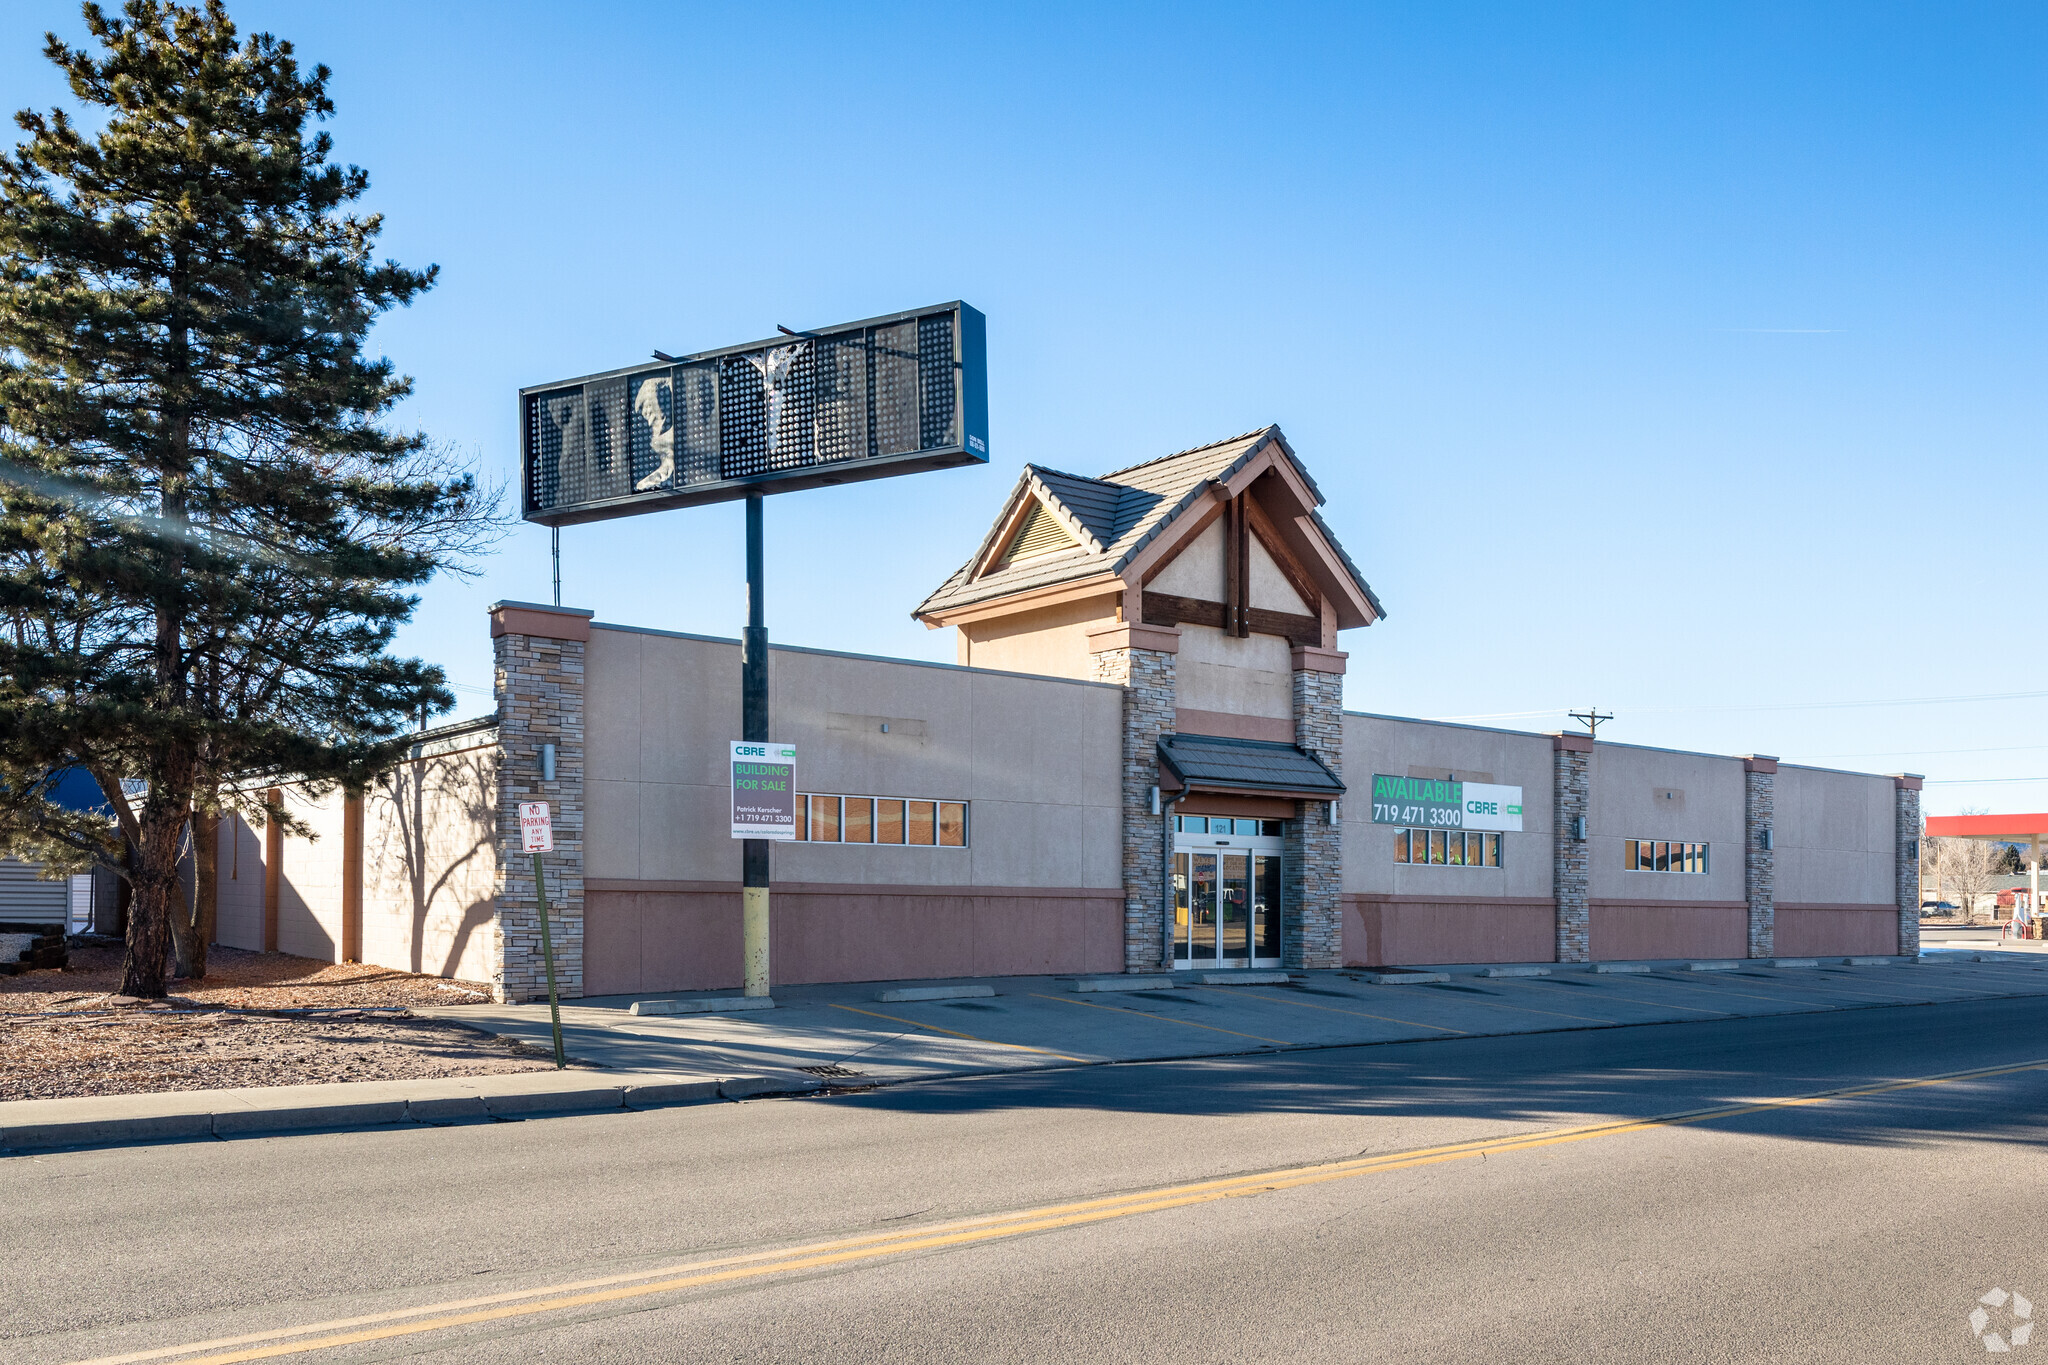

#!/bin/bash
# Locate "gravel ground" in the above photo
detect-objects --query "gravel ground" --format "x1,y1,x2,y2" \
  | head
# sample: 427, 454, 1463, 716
0, 942, 565, 1101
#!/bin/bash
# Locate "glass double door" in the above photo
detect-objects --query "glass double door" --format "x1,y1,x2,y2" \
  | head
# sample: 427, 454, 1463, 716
1174, 837, 1283, 968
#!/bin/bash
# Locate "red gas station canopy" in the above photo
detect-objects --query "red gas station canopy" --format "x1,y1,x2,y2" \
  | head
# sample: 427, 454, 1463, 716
1925, 813, 2048, 840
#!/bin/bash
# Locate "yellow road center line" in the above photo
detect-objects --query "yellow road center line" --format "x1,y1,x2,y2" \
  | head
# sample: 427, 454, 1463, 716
1027, 993, 1293, 1045
1190, 986, 1468, 1032
85, 1055, 2048, 1365
822, 1003, 1090, 1064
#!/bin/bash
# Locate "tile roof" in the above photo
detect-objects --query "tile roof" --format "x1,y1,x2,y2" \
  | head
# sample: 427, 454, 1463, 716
915, 426, 1381, 620
1157, 732, 1346, 797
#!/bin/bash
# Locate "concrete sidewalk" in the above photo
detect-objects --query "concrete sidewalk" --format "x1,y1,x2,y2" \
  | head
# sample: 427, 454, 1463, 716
0, 1067, 821, 1154
10, 951, 2045, 1155
419, 951, 2048, 1087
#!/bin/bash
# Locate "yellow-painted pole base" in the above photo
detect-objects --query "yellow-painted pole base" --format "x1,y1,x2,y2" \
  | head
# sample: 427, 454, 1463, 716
743, 884, 770, 997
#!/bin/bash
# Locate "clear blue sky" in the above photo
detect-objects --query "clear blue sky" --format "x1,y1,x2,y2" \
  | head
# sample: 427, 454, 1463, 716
5, 2, 2044, 814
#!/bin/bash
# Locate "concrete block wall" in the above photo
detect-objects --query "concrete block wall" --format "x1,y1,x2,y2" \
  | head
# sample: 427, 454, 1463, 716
1094, 639, 1177, 971
1895, 776, 1923, 957
1553, 737, 1591, 964
1288, 664, 1344, 969
1744, 758, 1777, 959
490, 602, 589, 1004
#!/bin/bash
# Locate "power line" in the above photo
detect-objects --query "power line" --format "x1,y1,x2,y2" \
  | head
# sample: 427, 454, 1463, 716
1428, 684, 2048, 725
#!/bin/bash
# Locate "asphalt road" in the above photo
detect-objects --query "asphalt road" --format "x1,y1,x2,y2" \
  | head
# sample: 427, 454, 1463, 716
8, 997, 2047, 1364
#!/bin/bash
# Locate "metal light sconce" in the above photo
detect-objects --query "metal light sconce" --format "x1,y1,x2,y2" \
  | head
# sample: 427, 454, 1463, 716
1759, 828, 1773, 851
541, 743, 557, 783
1572, 816, 1587, 842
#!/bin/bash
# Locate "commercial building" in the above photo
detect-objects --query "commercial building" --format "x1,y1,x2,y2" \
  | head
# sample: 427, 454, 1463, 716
210, 427, 1923, 998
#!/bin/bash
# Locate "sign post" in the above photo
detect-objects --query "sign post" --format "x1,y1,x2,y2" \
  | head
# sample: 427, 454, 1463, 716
730, 737, 796, 996
519, 801, 567, 1068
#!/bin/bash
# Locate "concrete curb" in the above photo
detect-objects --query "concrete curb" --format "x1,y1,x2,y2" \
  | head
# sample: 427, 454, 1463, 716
629, 996, 776, 1016
0, 1070, 823, 1154
1359, 971, 1449, 985
1685, 961, 1742, 972
1483, 966, 1550, 978
1198, 971, 1290, 986
1072, 976, 1178, 993
877, 985, 996, 1002
1594, 964, 1651, 974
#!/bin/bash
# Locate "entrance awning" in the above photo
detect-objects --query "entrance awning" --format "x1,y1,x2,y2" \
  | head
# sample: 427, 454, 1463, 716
1156, 732, 1345, 801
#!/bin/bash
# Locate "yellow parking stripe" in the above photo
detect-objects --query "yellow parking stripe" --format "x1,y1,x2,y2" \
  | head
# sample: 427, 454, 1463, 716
86, 1054, 2048, 1365
823, 1003, 1090, 1064
1029, 992, 1294, 1045
1190, 986, 1468, 1032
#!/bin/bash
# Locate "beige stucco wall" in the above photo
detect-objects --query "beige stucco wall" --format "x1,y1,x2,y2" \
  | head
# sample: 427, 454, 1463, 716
1773, 765, 1894, 905
1176, 624, 1293, 719
584, 626, 1124, 891
1588, 745, 1745, 902
956, 595, 1117, 680
274, 785, 347, 961
1148, 520, 1310, 616
1340, 715, 1555, 899
361, 736, 500, 981
1249, 536, 1309, 615
213, 811, 266, 951
1148, 518, 1224, 598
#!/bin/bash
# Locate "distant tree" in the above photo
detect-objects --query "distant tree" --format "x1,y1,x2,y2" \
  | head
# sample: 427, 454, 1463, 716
0, 1, 495, 995
1926, 837, 2007, 923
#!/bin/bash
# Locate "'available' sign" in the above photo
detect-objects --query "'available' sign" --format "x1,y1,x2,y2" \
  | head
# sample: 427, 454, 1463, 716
1368, 775, 1524, 832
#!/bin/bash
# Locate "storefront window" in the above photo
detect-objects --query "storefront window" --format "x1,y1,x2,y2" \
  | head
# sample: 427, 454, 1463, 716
1626, 839, 1708, 874
1393, 829, 1503, 867
1173, 816, 1287, 835
795, 793, 966, 847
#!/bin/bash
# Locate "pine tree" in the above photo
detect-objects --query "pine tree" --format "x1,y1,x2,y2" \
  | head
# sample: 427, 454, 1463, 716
0, 1, 482, 996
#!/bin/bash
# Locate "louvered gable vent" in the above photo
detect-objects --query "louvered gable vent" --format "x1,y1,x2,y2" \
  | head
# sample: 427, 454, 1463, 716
1000, 501, 1076, 565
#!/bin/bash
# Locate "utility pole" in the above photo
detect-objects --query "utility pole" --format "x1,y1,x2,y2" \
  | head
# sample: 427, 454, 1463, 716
1569, 707, 1613, 740
741, 492, 770, 996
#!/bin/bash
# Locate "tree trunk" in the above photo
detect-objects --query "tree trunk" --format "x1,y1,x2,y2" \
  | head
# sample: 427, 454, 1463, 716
193, 809, 218, 978
168, 816, 200, 979
121, 761, 196, 999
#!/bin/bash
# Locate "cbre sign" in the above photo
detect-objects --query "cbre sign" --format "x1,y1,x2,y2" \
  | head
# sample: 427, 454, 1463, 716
730, 742, 797, 841
1369, 774, 1524, 832
521, 302, 988, 527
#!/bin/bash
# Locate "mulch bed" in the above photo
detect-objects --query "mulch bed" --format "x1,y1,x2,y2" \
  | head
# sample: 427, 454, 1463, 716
0, 942, 562, 1102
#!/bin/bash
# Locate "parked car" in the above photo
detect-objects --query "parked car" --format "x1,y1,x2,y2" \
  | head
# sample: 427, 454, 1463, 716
1922, 901, 1958, 916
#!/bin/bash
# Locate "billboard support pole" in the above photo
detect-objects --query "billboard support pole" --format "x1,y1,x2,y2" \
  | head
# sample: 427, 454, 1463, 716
741, 491, 771, 997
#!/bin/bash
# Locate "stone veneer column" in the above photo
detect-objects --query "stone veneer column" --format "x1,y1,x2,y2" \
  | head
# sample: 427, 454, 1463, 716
1743, 756, 1777, 959
1288, 646, 1348, 970
490, 601, 591, 1003
1552, 733, 1592, 963
1089, 622, 1180, 972
1893, 774, 1924, 958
